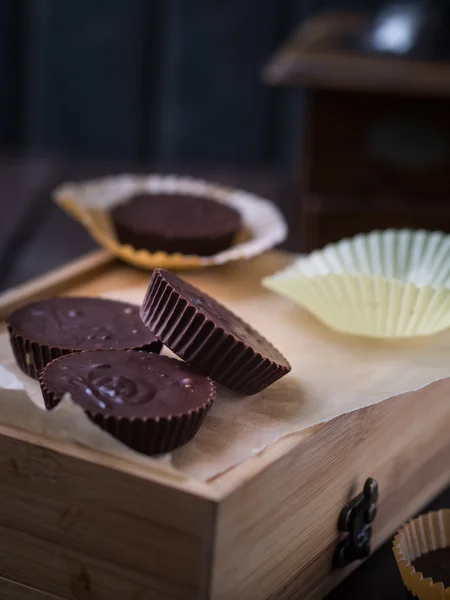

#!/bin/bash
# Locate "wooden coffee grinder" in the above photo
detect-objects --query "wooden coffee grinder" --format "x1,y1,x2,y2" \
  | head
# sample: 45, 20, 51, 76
264, 8, 450, 252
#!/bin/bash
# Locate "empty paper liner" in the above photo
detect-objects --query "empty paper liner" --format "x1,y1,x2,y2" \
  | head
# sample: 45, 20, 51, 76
263, 230, 450, 338
393, 510, 450, 598
52, 174, 287, 270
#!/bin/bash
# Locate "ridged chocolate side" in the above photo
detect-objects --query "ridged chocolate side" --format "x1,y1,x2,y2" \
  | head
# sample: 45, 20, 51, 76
86, 402, 212, 455
140, 272, 290, 395
39, 375, 65, 410
39, 354, 215, 454
8, 326, 162, 381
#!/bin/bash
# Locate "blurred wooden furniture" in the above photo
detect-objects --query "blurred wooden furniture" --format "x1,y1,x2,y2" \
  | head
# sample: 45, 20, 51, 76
264, 12, 450, 251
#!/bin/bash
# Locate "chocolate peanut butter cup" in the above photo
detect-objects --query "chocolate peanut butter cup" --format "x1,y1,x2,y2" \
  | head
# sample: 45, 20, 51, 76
393, 509, 450, 599
111, 193, 242, 256
140, 269, 291, 395
8, 297, 162, 380
39, 350, 215, 454
413, 548, 450, 589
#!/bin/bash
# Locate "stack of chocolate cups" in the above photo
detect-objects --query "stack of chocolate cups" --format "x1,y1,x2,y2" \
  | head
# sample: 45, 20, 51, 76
8, 271, 291, 457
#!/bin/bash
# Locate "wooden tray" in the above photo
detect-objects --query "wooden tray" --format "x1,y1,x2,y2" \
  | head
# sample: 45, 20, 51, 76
0, 250, 449, 600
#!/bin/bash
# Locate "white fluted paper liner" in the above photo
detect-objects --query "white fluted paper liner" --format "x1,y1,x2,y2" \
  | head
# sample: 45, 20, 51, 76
393, 510, 450, 598
52, 174, 287, 269
1, 252, 450, 482
263, 230, 450, 338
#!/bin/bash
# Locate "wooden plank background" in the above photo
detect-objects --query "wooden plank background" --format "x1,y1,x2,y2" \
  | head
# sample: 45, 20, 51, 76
0, 0, 386, 165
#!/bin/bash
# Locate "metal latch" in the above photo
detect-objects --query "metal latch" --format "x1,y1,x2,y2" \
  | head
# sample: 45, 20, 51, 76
333, 478, 379, 569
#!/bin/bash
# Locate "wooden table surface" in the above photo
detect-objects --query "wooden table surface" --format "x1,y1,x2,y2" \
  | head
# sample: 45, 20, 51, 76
0, 155, 448, 599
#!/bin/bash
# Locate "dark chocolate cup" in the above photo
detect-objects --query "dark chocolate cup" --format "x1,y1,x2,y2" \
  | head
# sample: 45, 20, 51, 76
111, 192, 242, 257
39, 352, 216, 455
86, 406, 212, 456
8, 326, 162, 381
140, 270, 291, 395
113, 221, 237, 257
393, 509, 450, 599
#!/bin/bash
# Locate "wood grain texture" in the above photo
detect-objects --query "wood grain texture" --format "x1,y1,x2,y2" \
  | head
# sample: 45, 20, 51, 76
211, 379, 450, 600
1, 524, 199, 600
0, 575, 64, 600
0, 431, 215, 599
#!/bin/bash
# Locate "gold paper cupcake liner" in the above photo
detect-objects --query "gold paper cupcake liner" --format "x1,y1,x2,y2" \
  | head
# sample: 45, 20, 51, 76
53, 174, 287, 270
393, 510, 450, 598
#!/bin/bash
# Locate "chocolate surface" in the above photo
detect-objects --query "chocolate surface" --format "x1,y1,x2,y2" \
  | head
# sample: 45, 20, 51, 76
111, 193, 242, 255
154, 269, 289, 365
8, 297, 159, 351
140, 269, 291, 395
413, 548, 450, 588
41, 350, 213, 419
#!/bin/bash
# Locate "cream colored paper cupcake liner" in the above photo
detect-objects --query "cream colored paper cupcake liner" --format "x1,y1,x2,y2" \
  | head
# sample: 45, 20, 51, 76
263, 230, 450, 338
53, 174, 287, 270
393, 510, 450, 598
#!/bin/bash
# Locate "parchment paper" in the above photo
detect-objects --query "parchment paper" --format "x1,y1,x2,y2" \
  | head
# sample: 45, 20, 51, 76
1, 278, 450, 482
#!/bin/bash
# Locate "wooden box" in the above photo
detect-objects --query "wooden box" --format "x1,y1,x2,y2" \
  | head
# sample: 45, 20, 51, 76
0, 251, 449, 600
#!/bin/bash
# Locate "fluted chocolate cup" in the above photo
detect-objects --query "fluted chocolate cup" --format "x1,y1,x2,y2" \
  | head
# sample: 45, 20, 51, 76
39, 350, 216, 455
140, 269, 291, 395
7, 297, 162, 380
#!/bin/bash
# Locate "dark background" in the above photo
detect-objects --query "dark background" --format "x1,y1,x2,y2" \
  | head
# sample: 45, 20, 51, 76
0, 0, 386, 168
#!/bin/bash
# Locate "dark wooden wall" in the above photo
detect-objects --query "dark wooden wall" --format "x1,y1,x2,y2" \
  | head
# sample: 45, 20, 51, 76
0, 0, 384, 167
